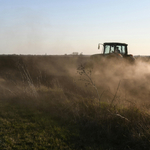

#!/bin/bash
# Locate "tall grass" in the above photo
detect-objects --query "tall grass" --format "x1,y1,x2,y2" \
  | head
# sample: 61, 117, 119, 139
0, 55, 150, 149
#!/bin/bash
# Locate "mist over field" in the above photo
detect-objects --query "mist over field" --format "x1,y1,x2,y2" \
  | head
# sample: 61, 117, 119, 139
90, 59, 150, 106
0, 55, 150, 109
1, 55, 150, 149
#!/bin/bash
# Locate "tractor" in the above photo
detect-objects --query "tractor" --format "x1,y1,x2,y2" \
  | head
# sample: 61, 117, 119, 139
91, 42, 135, 62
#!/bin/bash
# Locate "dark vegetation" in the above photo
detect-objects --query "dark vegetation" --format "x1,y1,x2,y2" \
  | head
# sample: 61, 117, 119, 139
0, 55, 150, 149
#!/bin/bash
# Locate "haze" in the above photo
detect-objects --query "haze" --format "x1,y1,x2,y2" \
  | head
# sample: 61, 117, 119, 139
0, 0, 150, 55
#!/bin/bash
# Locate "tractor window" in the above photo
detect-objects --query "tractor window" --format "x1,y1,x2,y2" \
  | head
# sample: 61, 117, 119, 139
104, 45, 115, 54
104, 45, 110, 54
121, 46, 126, 55
110, 46, 114, 53
116, 45, 126, 55
116, 45, 122, 53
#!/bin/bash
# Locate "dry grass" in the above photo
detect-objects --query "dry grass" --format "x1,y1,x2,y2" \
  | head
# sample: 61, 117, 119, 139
0, 55, 150, 149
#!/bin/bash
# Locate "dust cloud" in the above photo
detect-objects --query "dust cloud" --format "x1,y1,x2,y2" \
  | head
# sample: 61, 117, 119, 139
0, 55, 150, 110
29, 56, 150, 103
76, 57, 150, 108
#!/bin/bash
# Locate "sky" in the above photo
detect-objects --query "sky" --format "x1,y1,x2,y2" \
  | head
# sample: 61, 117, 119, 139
0, 0, 150, 55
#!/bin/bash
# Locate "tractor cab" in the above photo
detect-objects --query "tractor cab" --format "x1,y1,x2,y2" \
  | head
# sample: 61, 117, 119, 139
103, 43, 128, 56
98, 42, 128, 56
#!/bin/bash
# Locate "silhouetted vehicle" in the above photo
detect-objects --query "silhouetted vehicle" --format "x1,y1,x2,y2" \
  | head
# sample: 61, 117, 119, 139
91, 42, 135, 62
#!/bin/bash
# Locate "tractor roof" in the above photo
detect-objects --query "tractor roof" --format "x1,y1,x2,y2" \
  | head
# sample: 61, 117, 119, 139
104, 42, 128, 46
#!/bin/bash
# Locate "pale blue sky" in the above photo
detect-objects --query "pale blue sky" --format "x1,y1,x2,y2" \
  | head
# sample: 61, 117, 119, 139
0, 0, 150, 55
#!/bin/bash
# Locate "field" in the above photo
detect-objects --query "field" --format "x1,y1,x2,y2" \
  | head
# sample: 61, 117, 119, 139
0, 55, 150, 150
